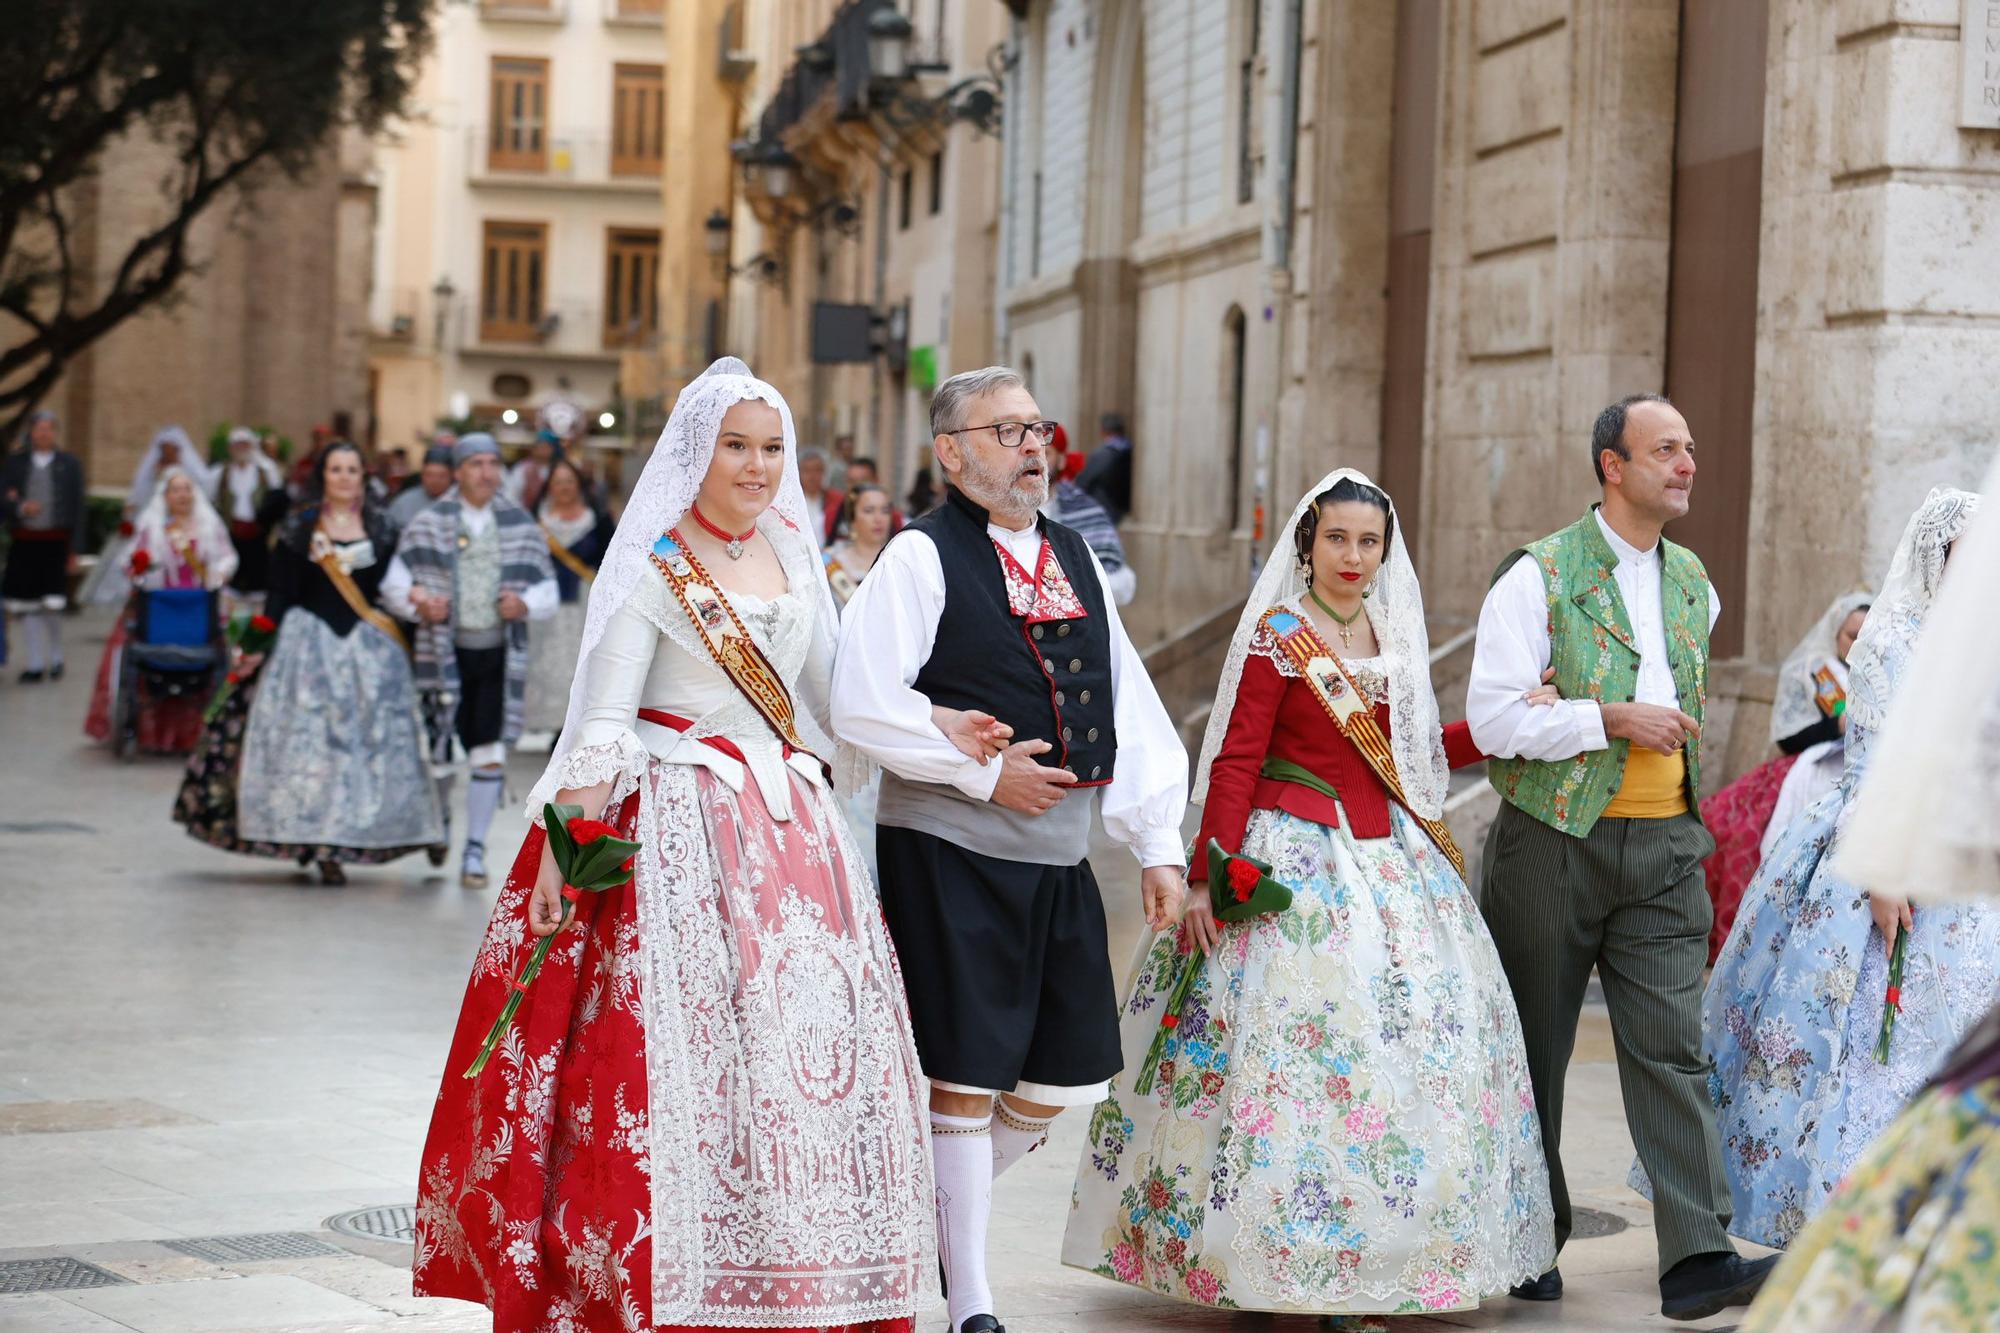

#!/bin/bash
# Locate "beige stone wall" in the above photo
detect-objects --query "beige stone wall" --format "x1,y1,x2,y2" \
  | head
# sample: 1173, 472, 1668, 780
1417, 0, 1680, 633
51, 133, 358, 490
1744, 0, 2000, 663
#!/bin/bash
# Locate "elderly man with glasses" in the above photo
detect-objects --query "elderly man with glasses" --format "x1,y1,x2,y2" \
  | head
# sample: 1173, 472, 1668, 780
831, 365, 1189, 1333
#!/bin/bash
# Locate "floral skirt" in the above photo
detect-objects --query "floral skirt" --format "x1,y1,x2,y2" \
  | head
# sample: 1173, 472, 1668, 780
1700, 751, 1799, 964
1744, 1076, 2000, 1330
415, 756, 933, 1332
1062, 804, 1554, 1315
1693, 788, 2000, 1247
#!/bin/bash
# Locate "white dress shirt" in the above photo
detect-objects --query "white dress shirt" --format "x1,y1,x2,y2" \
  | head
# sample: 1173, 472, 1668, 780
378, 500, 559, 623
1468, 509, 1721, 762
830, 518, 1189, 868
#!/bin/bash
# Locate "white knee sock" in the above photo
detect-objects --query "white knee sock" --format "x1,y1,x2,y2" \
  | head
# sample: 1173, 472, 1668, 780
465, 768, 505, 851
932, 1110, 994, 1330
18, 613, 47, 671
991, 1101, 1056, 1180
42, 610, 61, 667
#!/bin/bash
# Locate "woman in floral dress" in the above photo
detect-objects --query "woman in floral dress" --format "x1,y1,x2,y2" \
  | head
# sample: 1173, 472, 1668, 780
415, 359, 936, 1333
1062, 469, 1555, 1316
1685, 486, 1999, 1250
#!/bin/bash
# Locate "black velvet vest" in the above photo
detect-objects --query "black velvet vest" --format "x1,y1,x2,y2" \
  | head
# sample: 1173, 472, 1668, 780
902, 486, 1118, 786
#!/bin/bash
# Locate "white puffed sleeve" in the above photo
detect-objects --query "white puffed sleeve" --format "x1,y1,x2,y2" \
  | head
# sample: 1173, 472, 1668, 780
531, 591, 659, 809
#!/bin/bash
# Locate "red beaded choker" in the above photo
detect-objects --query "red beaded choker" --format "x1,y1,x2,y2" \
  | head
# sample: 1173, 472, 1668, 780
688, 504, 756, 559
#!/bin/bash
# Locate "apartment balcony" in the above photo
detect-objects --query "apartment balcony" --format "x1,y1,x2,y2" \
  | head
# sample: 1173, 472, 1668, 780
477, 0, 664, 26
455, 299, 631, 363
465, 126, 661, 194
478, 0, 567, 24
601, 0, 664, 28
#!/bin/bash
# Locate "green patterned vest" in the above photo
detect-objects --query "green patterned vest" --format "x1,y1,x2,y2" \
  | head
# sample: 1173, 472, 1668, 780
1486, 508, 1711, 837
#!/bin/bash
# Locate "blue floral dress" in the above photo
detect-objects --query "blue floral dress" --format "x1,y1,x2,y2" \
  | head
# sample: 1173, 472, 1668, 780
1679, 608, 2000, 1248
1060, 656, 1554, 1314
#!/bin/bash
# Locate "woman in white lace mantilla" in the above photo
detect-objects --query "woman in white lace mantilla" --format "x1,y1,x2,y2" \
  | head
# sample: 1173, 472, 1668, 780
415, 359, 936, 1333
1062, 470, 1555, 1315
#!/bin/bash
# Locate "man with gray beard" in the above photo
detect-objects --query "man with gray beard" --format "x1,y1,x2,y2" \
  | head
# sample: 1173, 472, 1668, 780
831, 367, 1189, 1333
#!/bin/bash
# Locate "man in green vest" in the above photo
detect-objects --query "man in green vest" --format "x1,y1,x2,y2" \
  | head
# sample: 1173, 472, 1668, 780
1466, 395, 1776, 1321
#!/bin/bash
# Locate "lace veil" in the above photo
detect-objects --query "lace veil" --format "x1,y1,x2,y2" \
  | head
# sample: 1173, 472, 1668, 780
128, 425, 202, 510
1841, 486, 1981, 736
132, 464, 235, 585
1192, 466, 1449, 820
1768, 590, 1874, 745
526, 357, 843, 812
1838, 461, 1998, 901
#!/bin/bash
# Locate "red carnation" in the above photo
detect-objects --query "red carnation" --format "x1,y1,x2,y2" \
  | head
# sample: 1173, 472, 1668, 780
129, 548, 151, 575
1226, 857, 1260, 902
117, 520, 134, 538
566, 817, 621, 845
250, 613, 277, 635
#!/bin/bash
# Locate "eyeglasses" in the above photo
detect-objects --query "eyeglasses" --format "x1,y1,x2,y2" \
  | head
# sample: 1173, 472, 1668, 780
947, 420, 1059, 449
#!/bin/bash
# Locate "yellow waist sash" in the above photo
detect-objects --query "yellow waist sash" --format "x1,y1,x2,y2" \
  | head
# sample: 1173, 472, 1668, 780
1603, 744, 1689, 818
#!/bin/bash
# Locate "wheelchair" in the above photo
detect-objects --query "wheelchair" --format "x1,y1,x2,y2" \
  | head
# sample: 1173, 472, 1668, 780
113, 587, 225, 760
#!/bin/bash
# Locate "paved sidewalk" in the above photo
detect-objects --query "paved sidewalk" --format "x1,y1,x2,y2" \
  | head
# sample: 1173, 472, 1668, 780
0, 609, 1764, 1331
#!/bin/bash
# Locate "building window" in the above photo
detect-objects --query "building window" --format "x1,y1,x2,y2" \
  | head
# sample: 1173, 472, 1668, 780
481, 220, 548, 343
1237, 0, 1261, 205
616, 0, 664, 14
489, 57, 550, 173
929, 148, 945, 215
604, 227, 660, 348
1224, 305, 1247, 528
898, 169, 914, 231
611, 63, 664, 177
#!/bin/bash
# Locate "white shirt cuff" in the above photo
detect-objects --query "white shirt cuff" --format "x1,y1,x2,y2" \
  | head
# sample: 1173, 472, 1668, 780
1134, 828, 1188, 870
949, 754, 1003, 802
1576, 700, 1608, 752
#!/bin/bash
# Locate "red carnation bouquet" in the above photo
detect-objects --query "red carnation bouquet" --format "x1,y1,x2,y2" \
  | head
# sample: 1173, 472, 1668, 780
201, 613, 279, 722
1132, 838, 1292, 1094
463, 803, 642, 1077
128, 547, 151, 578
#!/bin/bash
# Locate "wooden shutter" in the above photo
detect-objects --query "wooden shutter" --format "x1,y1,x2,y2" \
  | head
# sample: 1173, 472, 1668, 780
604, 228, 660, 348
489, 57, 549, 172
611, 64, 664, 178
481, 221, 548, 343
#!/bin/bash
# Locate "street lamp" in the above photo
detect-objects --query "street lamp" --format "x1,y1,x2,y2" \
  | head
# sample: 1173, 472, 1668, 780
761, 145, 798, 200
703, 209, 732, 258
868, 9, 913, 84
431, 274, 456, 349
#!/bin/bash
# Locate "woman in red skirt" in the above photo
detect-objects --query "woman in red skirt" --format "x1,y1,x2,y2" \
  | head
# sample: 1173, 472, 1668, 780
415, 359, 939, 1333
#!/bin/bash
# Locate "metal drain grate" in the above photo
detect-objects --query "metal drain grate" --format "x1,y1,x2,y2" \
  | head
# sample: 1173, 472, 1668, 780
1572, 1206, 1631, 1240
325, 1204, 417, 1243
0, 1256, 131, 1294
162, 1232, 343, 1263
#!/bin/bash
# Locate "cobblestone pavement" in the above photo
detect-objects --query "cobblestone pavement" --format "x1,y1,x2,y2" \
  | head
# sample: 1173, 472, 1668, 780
0, 608, 1765, 1331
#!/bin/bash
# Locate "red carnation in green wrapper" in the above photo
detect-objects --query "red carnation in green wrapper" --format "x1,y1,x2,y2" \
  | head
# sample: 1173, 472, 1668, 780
1132, 839, 1292, 1095
201, 611, 281, 722
462, 803, 642, 1077
1874, 926, 1908, 1064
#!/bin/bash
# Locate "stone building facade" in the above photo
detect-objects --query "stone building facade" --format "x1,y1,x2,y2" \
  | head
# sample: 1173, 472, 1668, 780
35, 131, 374, 491
999, 0, 2000, 766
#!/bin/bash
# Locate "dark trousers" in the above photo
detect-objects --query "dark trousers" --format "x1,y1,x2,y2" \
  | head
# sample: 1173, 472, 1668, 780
1479, 802, 1734, 1274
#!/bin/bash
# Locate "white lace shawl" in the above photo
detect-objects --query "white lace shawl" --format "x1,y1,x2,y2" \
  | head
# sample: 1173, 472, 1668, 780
1192, 467, 1449, 820
131, 464, 237, 591
1843, 487, 1981, 736
1769, 590, 1873, 746
1839, 465, 1997, 902
525, 357, 848, 815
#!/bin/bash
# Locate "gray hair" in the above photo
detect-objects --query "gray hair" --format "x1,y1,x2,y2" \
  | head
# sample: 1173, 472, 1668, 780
930, 366, 1025, 437
798, 445, 829, 466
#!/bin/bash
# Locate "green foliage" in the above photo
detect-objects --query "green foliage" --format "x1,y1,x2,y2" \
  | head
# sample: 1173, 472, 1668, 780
0, 0, 437, 437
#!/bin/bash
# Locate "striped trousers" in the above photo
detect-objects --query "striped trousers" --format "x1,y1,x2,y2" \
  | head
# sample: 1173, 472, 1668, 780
1480, 802, 1734, 1274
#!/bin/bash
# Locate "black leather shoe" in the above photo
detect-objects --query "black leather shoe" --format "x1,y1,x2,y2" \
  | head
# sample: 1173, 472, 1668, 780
49, 661, 63, 680
959, 1317, 1006, 1333
17, 669, 43, 683
1509, 1267, 1562, 1301
1660, 1252, 1779, 1321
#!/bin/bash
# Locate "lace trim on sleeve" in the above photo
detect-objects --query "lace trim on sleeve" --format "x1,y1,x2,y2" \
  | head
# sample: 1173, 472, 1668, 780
1248, 614, 1304, 679
525, 730, 650, 821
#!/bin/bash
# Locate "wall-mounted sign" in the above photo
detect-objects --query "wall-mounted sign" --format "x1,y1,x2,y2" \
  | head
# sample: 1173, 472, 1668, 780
1963, 0, 2000, 129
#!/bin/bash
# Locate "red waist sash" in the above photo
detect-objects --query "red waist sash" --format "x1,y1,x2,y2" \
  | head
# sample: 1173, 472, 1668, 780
635, 708, 804, 769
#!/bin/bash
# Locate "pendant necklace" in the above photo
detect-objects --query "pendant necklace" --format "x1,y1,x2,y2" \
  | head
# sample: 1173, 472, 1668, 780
689, 504, 756, 560
1309, 588, 1366, 651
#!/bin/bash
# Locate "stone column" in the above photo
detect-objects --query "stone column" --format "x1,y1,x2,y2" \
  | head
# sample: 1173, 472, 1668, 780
1745, 0, 2000, 662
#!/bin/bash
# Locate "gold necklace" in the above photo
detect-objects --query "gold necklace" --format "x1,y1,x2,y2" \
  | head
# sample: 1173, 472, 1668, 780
1309, 588, 1366, 650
